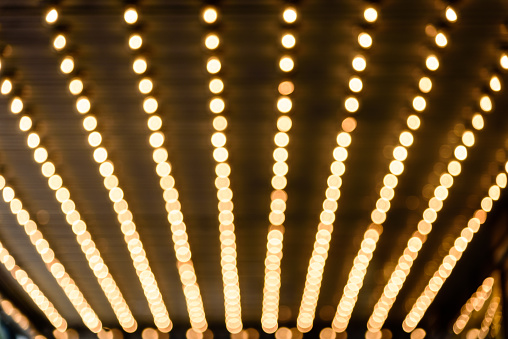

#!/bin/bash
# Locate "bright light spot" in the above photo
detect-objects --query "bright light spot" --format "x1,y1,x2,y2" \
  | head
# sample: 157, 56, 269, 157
399, 131, 414, 146
358, 33, 372, 48
203, 7, 218, 24
277, 116, 292, 132
133, 57, 147, 74
210, 98, 225, 113
213, 116, 228, 131
281, 34, 296, 49
129, 34, 142, 49
76, 97, 91, 114
413, 96, 426, 112
45, 8, 58, 24
60, 56, 74, 74
445, 7, 457, 23
69, 78, 83, 95
490, 75, 501, 92
277, 97, 292, 113
1, 79, 12, 95
207, 57, 221, 74
407, 115, 421, 130
501, 54, 508, 69
143, 97, 158, 114
472, 114, 484, 130
393, 146, 408, 161
364, 8, 378, 22
124, 8, 138, 24
426, 55, 439, 71
10, 97, 23, 114
435, 33, 447, 47
53, 34, 66, 50
139, 78, 153, 94
283, 7, 297, 23
345, 97, 359, 112
352, 55, 367, 72
419, 77, 432, 93
454, 145, 467, 161
209, 78, 224, 94
462, 131, 475, 147
448, 160, 461, 176
349, 77, 363, 92
205, 34, 220, 50
479, 95, 492, 112
279, 56, 294, 72
147, 115, 162, 131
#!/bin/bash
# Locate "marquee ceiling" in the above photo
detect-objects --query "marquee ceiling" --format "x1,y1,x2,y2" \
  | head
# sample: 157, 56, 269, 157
0, 0, 508, 338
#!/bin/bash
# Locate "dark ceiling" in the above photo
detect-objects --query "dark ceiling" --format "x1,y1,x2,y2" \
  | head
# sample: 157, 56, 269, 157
1, 0, 508, 338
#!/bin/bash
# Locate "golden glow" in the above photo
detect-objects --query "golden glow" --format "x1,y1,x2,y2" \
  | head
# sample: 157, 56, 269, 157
207, 57, 221, 74
10, 97, 23, 114
364, 7, 378, 23
490, 75, 501, 92
358, 33, 373, 49
60, 56, 74, 74
203, 7, 218, 24
76, 97, 91, 114
404, 166, 506, 332
124, 8, 138, 24
462, 131, 475, 147
139, 78, 153, 94
1, 79, 12, 95
345, 97, 359, 113
501, 54, 508, 69
412, 96, 426, 112
472, 113, 484, 130
445, 6, 458, 23
425, 55, 439, 71
454, 145, 467, 161
479, 95, 492, 112
407, 115, 421, 130
205, 34, 220, 50
352, 55, 367, 72
53, 34, 66, 50
143, 97, 158, 114
349, 77, 363, 92
281, 34, 296, 49
129, 34, 143, 49
209, 78, 224, 94
69, 78, 84, 95
277, 97, 292, 113
435, 33, 447, 47
202, 7, 239, 332
283, 7, 297, 23
418, 77, 432, 93
133, 57, 148, 74
45, 8, 58, 24
279, 56, 294, 72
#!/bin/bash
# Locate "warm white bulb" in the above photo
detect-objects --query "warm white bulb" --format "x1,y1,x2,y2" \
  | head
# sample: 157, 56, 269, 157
124, 8, 138, 24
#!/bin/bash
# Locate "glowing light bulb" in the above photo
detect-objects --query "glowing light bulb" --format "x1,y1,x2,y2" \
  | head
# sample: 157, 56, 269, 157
349, 77, 363, 92
435, 33, 447, 47
281, 34, 296, 49
53, 34, 66, 50
426, 55, 439, 71
124, 8, 138, 24
352, 55, 367, 72
283, 7, 297, 23
279, 56, 294, 72
45, 8, 58, 24
358, 33, 372, 48
445, 7, 457, 23
364, 8, 378, 23
205, 34, 220, 50
129, 34, 142, 50
203, 7, 218, 24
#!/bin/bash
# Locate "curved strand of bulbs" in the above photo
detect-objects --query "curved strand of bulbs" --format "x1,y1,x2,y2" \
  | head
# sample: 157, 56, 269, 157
296, 5, 377, 333
201, 6, 243, 333
368, 52, 501, 334
402, 166, 507, 332
261, 5, 298, 333
44, 7, 172, 331
0, 239, 67, 332
124, 6, 208, 332
0, 294, 43, 337
0, 76, 137, 332
0, 175, 101, 332
452, 277, 494, 334
331, 6, 461, 334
